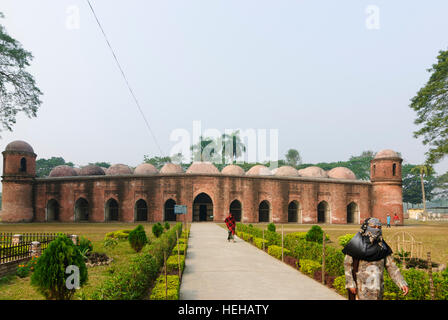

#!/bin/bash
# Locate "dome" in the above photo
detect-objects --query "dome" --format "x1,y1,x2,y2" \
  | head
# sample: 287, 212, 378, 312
298, 166, 328, 178
5, 140, 34, 153
246, 165, 273, 176
327, 167, 356, 180
160, 163, 184, 174
106, 164, 133, 175
134, 163, 159, 175
275, 166, 300, 177
375, 149, 400, 159
79, 165, 106, 176
186, 162, 220, 174
73, 167, 81, 175
221, 165, 245, 176
49, 165, 78, 177
99, 167, 108, 174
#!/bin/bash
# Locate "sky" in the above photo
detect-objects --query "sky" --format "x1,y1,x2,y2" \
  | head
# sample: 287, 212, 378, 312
1, 0, 448, 184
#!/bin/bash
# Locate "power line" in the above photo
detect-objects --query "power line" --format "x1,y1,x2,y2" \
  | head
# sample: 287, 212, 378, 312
86, 0, 165, 156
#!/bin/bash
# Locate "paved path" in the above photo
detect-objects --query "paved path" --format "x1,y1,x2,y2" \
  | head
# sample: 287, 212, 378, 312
179, 223, 345, 300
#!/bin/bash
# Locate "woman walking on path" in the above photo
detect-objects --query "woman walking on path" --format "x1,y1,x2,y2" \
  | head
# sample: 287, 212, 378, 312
224, 212, 236, 242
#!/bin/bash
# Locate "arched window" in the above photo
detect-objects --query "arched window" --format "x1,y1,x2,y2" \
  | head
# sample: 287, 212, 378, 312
164, 199, 177, 221
20, 158, 27, 173
135, 199, 148, 221
392, 163, 396, 176
230, 200, 242, 222
259, 201, 270, 222
47, 199, 60, 222
373, 165, 376, 176
288, 201, 299, 223
105, 199, 119, 221
74, 198, 89, 221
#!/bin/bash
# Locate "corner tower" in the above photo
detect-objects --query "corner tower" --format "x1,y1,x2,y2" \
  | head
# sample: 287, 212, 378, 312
370, 149, 403, 225
1, 140, 36, 222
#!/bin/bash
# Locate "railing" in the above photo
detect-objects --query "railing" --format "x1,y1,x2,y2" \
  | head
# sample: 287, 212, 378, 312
0, 242, 31, 264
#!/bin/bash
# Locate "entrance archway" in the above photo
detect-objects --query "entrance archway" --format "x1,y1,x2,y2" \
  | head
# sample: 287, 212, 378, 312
47, 199, 60, 221
317, 201, 330, 223
230, 200, 242, 222
164, 199, 177, 221
135, 199, 148, 221
259, 200, 270, 222
193, 193, 213, 221
105, 198, 119, 221
75, 198, 89, 221
347, 202, 359, 224
288, 201, 299, 223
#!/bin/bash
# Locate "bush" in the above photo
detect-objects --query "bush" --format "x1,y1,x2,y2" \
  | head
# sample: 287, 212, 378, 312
267, 223, 276, 232
172, 244, 187, 255
333, 275, 347, 296
105, 229, 132, 240
164, 222, 170, 231
150, 275, 180, 300
152, 222, 164, 238
300, 259, 322, 276
253, 237, 269, 250
288, 239, 323, 261
16, 257, 38, 278
128, 225, 148, 252
324, 246, 345, 276
267, 245, 291, 260
78, 236, 93, 253
384, 268, 430, 300
166, 254, 185, 273
434, 269, 448, 300
242, 233, 253, 242
103, 238, 118, 249
338, 234, 355, 247
31, 234, 88, 300
306, 225, 324, 244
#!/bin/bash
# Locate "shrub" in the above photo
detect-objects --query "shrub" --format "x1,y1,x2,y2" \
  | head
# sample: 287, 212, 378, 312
288, 239, 322, 261
172, 244, 187, 255
253, 237, 269, 250
300, 259, 322, 276
242, 233, 253, 242
166, 254, 185, 273
152, 222, 164, 238
324, 246, 345, 276
338, 234, 355, 247
31, 234, 88, 300
128, 225, 148, 252
267, 223, 276, 232
306, 225, 324, 244
164, 222, 170, 230
78, 236, 93, 253
105, 229, 131, 240
103, 237, 118, 249
265, 230, 281, 246
333, 275, 347, 296
150, 275, 180, 300
384, 268, 430, 300
434, 269, 448, 300
267, 245, 291, 260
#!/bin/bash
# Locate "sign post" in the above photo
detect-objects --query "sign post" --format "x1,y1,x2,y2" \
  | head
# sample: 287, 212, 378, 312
175, 205, 187, 233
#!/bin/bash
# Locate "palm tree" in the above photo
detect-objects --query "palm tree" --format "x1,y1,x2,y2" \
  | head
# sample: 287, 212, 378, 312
190, 136, 217, 162
411, 164, 434, 219
221, 131, 246, 164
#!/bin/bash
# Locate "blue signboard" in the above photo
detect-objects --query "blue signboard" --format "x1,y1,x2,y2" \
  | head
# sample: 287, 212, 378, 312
174, 205, 187, 214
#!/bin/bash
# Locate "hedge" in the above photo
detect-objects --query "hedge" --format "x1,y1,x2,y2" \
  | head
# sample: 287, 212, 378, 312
166, 254, 185, 273
253, 237, 269, 250
172, 244, 187, 255
300, 259, 322, 276
150, 275, 180, 300
267, 245, 291, 260
104, 229, 132, 240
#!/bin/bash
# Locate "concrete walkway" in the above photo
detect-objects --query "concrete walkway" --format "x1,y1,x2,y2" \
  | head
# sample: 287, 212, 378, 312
179, 223, 345, 300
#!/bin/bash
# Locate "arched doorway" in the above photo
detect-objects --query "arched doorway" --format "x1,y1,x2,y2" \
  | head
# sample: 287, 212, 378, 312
105, 198, 119, 221
47, 199, 60, 222
75, 198, 89, 221
317, 201, 330, 223
135, 199, 148, 221
193, 193, 213, 222
347, 202, 359, 224
230, 200, 242, 222
288, 201, 299, 223
259, 200, 270, 222
164, 199, 177, 221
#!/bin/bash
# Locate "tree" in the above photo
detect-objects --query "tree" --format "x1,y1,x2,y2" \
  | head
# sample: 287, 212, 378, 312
143, 155, 172, 169
0, 12, 42, 135
190, 135, 218, 162
36, 157, 74, 177
402, 164, 436, 205
285, 149, 301, 166
410, 49, 448, 165
128, 225, 148, 252
434, 171, 448, 198
88, 162, 110, 168
410, 164, 435, 217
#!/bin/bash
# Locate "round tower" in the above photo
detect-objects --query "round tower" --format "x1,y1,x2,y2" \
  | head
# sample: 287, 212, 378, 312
1, 140, 36, 222
370, 149, 403, 225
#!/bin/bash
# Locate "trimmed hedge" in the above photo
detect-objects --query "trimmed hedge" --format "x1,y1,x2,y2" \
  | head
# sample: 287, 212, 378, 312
105, 229, 132, 240
166, 254, 185, 273
150, 275, 180, 300
300, 259, 322, 276
253, 237, 269, 250
333, 275, 347, 296
267, 245, 291, 260
172, 244, 187, 255
338, 234, 355, 247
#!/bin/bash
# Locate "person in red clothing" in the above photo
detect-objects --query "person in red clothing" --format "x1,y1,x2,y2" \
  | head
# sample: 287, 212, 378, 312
224, 212, 236, 242
393, 213, 400, 226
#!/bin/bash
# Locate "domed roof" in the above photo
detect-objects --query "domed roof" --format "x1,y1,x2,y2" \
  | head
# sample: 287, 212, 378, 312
134, 163, 159, 175
186, 162, 220, 174
275, 166, 300, 177
298, 166, 328, 178
73, 167, 81, 175
49, 165, 78, 177
375, 149, 400, 159
99, 167, 108, 174
106, 164, 133, 175
246, 165, 273, 176
160, 163, 184, 174
221, 165, 245, 176
5, 140, 34, 153
79, 165, 106, 176
327, 167, 356, 180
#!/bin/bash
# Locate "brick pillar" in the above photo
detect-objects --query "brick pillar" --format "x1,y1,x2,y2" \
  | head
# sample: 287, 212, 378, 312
12, 234, 22, 245
31, 241, 41, 258
71, 235, 78, 245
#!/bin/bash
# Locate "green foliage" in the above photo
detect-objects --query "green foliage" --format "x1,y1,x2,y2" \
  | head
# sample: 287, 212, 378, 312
152, 222, 164, 238
30, 235, 87, 300
105, 229, 131, 240
333, 275, 347, 296
88, 162, 110, 168
285, 149, 302, 166
128, 225, 148, 252
35, 157, 74, 177
78, 236, 93, 253
103, 238, 118, 249
410, 49, 448, 165
338, 234, 355, 247
300, 259, 322, 276
150, 275, 180, 300
253, 237, 268, 250
166, 254, 185, 273
143, 155, 173, 169
16, 257, 38, 278
267, 245, 290, 260
172, 244, 187, 255
306, 225, 324, 244
164, 222, 170, 230
403, 164, 436, 204
324, 246, 345, 276
267, 223, 276, 232
287, 238, 322, 262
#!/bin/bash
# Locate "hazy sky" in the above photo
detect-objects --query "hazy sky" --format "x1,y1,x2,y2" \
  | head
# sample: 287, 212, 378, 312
1, 0, 448, 181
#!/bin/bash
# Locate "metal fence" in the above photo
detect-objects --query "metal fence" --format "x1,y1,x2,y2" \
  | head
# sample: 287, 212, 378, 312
0, 242, 31, 264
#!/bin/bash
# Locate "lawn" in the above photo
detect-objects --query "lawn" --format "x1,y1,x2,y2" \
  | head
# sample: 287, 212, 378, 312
0, 222, 173, 300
